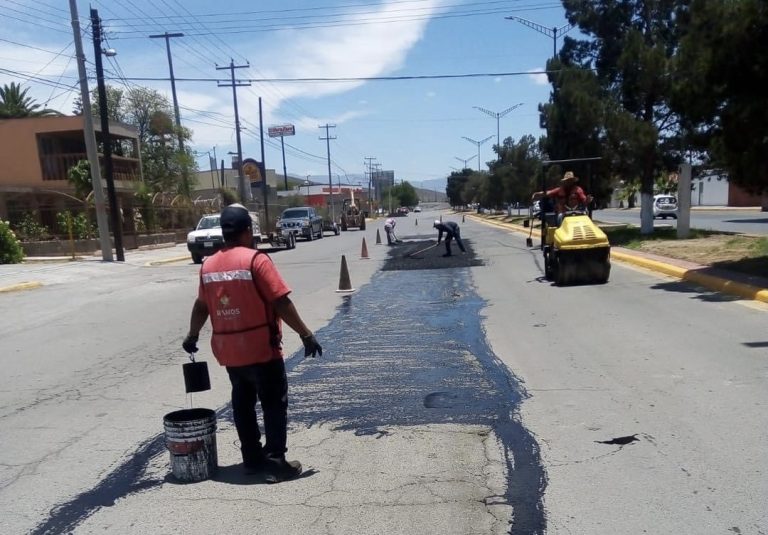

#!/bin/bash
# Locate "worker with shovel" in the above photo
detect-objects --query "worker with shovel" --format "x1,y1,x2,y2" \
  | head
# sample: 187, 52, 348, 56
433, 220, 466, 257
383, 217, 400, 245
182, 203, 322, 482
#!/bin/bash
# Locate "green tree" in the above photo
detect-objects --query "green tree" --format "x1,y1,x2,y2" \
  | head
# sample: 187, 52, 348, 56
560, 0, 685, 233
67, 160, 93, 200
672, 0, 768, 194
0, 82, 61, 118
490, 135, 544, 206
382, 182, 419, 209
446, 169, 472, 207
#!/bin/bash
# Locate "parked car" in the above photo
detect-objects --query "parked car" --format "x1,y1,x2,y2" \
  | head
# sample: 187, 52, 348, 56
187, 212, 261, 264
276, 207, 323, 240
653, 194, 678, 219
414, 206, 422, 213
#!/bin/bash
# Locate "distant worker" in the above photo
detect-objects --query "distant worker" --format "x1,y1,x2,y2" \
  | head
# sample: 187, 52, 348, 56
433, 220, 466, 257
383, 217, 399, 245
531, 171, 593, 224
182, 203, 322, 483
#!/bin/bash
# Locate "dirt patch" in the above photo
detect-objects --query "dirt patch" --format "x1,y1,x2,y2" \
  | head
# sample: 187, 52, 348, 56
636, 235, 761, 264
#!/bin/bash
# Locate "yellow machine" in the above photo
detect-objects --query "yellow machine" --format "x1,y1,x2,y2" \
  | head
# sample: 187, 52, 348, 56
528, 206, 611, 285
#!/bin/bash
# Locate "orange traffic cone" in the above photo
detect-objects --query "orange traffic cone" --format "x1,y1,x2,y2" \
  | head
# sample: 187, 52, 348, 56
361, 237, 370, 259
336, 255, 355, 293
376, 228, 382, 245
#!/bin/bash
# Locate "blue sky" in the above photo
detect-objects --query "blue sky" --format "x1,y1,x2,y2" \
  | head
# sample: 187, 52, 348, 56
1, 0, 571, 192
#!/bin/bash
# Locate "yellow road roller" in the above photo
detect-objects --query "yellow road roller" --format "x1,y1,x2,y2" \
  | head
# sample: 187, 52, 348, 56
527, 204, 611, 285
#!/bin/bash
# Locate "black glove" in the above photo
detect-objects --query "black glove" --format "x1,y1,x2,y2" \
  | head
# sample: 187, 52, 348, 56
182, 334, 199, 354
301, 334, 322, 358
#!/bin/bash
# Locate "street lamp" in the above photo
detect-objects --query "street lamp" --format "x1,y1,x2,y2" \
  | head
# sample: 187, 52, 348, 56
461, 136, 494, 172
454, 154, 477, 169
505, 16, 574, 59
473, 103, 523, 155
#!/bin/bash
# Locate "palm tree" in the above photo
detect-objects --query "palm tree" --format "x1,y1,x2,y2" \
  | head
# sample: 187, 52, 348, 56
0, 82, 62, 118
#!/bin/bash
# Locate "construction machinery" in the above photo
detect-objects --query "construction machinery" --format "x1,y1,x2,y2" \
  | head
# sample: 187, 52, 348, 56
339, 189, 366, 231
527, 199, 610, 285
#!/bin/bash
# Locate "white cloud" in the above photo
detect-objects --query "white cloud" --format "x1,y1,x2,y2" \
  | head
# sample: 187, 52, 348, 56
528, 68, 549, 86
245, 1, 445, 105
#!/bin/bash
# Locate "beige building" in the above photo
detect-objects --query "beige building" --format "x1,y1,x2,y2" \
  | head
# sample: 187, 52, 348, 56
0, 116, 141, 226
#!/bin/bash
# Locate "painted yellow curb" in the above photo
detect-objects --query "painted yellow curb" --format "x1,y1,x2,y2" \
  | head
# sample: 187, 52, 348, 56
144, 255, 191, 267
467, 213, 768, 304
612, 250, 768, 304
0, 281, 43, 293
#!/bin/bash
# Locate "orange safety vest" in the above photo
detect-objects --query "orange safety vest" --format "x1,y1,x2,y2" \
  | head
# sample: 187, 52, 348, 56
200, 247, 282, 367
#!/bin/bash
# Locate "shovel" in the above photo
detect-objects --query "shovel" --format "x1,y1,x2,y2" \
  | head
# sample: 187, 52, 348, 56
406, 242, 440, 258
183, 352, 211, 393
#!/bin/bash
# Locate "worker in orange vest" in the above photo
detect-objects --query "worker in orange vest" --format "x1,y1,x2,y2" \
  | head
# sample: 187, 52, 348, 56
183, 203, 322, 482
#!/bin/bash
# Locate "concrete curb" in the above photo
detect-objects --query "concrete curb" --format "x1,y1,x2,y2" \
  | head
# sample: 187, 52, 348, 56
144, 255, 190, 267
466, 213, 768, 305
0, 281, 43, 293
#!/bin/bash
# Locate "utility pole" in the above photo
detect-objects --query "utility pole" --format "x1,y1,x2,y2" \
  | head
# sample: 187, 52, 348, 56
462, 136, 494, 172
454, 154, 477, 169
364, 156, 376, 215
217, 60, 250, 203
149, 32, 191, 198
69, 0, 112, 261
319, 124, 336, 222
258, 97, 269, 227
473, 103, 524, 156
91, 8, 125, 261
505, 16, 574, 58
149, 32, 184, 148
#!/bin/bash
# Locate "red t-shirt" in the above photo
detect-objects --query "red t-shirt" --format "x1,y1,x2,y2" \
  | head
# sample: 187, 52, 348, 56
545, 185, 587, 213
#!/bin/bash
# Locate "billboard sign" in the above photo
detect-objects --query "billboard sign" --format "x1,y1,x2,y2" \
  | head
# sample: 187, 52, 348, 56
242, 158, 264, 185
268, 124, 295, 138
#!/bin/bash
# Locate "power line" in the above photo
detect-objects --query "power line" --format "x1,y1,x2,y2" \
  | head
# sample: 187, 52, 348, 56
108, 3, 560, 37
108, 69, 558, 83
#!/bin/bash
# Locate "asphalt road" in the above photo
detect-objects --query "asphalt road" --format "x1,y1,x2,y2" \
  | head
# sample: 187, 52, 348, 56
1, 211, 766, 534
595, 207, 768, 234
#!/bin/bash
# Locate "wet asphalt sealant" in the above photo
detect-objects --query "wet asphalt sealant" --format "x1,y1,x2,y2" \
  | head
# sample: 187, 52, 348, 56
32, 248, 546, 535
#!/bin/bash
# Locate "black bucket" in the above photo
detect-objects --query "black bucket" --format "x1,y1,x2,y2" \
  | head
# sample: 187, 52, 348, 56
183, 361, 210, 393
163, 408, 217, 482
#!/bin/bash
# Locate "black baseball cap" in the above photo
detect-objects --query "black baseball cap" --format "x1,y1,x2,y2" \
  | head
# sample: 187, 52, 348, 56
220, 203, 251, 236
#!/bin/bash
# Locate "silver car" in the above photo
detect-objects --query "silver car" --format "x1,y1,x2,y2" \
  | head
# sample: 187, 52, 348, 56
653, 195, 678, 219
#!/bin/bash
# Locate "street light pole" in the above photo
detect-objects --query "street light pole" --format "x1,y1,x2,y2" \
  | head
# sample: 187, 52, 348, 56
473, 103, 523, 155
454, 154, 477, 169
505, 16, 574, 59
91, 8, 125, 262
69, 0, 112, 261
461, 136, 494, 172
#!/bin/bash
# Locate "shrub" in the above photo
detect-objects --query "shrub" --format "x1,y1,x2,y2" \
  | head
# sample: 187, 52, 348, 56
56, 211, 95, 240
15, 211, 51, 241
0, 220, 24, 264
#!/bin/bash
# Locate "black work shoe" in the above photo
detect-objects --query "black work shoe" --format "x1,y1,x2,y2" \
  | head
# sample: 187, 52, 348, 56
264, 456, 302, 483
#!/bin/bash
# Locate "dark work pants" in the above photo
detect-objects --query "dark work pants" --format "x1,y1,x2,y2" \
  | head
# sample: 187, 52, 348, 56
444, 229, 466, 255
226, 358, 288, 464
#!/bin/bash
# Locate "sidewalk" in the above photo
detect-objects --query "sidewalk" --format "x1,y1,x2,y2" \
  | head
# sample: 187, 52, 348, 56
468, 214, 768, 305
0, 244, 191, 293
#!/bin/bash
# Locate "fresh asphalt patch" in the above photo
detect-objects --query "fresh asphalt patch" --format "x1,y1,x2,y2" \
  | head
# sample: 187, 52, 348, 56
32, 259, 545, 535
382, 238, 484, 271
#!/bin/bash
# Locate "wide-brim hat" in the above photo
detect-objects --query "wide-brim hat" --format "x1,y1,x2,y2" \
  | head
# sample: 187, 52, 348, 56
561, 171, 578, 183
